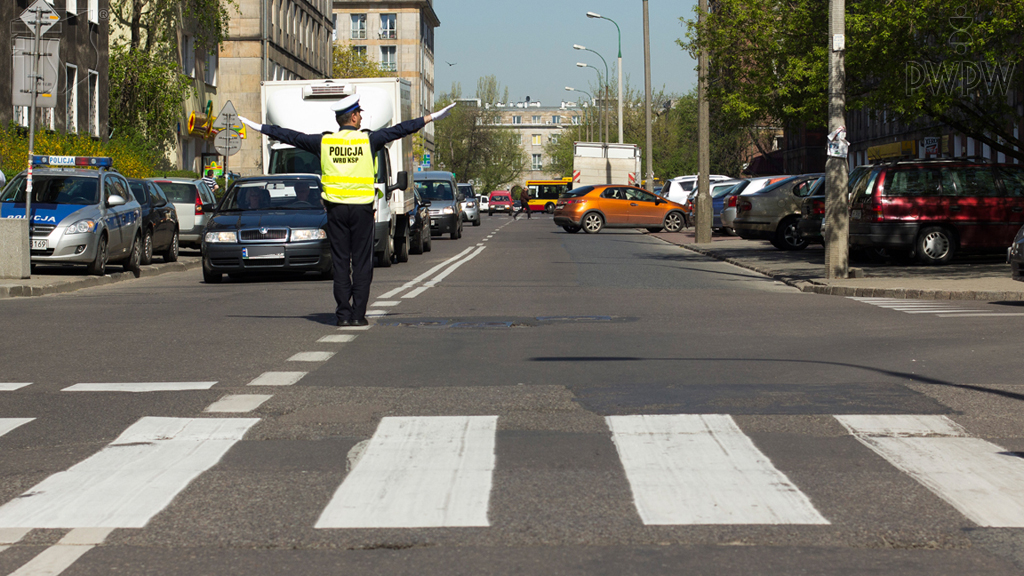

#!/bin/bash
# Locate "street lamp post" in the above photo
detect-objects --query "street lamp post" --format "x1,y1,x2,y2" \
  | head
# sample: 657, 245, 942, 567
586, 12, 623, 144
574, 44, 609, 145
576, 62, 604, 143
565, 87, 594, 142
642, 0, 653, 191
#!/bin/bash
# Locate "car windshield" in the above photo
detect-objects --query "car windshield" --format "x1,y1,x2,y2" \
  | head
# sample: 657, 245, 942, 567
0, 175, 99, 205
458, 185, 474, 198
156, 182, 200, 203
561, 185, 594, 198
752, 175, 801, 195
416, 180, 454, 201
221, 178, 325, 211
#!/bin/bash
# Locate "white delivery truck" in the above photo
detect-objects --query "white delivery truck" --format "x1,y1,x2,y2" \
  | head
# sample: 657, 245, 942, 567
572, 142, 642, 187
260, 78, 416, 267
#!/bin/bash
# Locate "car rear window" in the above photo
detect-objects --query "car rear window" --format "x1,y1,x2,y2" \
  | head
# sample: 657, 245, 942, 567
711, 184, 737, 198
492, 195, 510, 202
0, 175, 99, 205
157, 182, 200, 203
998, 166, 1024, 197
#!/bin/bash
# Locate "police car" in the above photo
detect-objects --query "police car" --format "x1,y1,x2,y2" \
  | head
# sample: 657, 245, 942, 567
0, 156, 143, 276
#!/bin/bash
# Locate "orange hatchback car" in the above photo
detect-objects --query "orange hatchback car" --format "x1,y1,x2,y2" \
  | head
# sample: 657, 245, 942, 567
553, 184, 688, 234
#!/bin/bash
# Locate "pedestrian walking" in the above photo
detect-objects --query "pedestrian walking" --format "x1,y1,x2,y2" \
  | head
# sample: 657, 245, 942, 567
201, 169, 219, 194
520, 186, 532, 219
239, 96, 456, 326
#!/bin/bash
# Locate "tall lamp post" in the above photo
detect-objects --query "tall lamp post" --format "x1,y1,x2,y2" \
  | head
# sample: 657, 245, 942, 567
642, 0, 653, 191
586, 11, 622, 144
576, 62, 604, 143
574, 44, 609, 146
565, 87, 595, 142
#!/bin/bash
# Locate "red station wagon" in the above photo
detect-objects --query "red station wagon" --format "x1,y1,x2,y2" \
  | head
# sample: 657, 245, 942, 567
488, 191, 514, 215
848, 160, 1024, 264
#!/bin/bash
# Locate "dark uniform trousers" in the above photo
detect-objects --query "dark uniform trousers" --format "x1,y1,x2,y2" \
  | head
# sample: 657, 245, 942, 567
325, 201, 375, 322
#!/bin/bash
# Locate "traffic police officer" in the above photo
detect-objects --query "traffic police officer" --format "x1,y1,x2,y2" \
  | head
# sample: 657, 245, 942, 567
240, 96, 456, 326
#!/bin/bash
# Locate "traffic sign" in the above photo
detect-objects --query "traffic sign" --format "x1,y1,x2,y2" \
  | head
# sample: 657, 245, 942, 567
12, 37, 59, 108
20, 0, 60, 36
212, 100, 239, 130
214, 131, 242, 156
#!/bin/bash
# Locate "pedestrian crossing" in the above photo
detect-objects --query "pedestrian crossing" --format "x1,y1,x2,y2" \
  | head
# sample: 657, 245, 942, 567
2, 413, 1024, 535
848, 297, 1024, 317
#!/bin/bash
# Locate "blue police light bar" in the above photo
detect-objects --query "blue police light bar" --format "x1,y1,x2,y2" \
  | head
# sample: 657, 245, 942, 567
31, 155, 113, 168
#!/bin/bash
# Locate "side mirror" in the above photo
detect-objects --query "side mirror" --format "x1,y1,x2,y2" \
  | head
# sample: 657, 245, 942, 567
387, 171, 409, 194
655, 198, 663, 205
422, 199, 432, 207
107, 195, 126, 207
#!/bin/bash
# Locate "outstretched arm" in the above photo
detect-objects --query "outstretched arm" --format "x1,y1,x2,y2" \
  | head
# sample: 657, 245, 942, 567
239, 116, 323, 158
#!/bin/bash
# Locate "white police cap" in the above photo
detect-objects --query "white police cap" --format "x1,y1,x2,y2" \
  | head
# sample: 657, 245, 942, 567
331, 94, 362, 114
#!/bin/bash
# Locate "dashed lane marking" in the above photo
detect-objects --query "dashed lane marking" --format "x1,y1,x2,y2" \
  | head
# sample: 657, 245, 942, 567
0, 383, 31, 391
317, 334, 357, 343
6, 528, 113, 576
287, 352, 335, 362
247, 371, 307, 386
365, 310, 388, 318
336, 325, 372, 331
369, 301, 400, 307
0, 419, 33, 439
377, 247, 476, 299
61, 382, 217, 393
402, 246, 487, 299
848, 297, 1017, 317
203, 395, 273, 413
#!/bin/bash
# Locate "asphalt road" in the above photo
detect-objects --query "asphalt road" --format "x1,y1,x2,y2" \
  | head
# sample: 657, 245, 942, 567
2, 213, 1024, 575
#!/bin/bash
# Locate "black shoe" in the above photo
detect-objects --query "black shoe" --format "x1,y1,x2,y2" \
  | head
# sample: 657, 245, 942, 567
337, 318, 354, 326
351, 318, 369, 326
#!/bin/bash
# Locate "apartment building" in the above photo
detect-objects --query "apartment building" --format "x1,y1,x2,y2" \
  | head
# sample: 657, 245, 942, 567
332, 0, 439, 149
0, 0, 109, 141
487, 101, 585, 181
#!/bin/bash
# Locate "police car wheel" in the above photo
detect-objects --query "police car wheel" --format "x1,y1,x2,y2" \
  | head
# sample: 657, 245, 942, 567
87, 235, 108, 276
140, 230, 154, 266
125, 234, 142, 277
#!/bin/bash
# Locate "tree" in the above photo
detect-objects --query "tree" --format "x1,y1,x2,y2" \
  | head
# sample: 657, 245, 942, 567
684, 0, 1024, 161
476, 75, 502, 106
432, 93, 526, 191
107, 0, 236, 151
332, 44, 395, 78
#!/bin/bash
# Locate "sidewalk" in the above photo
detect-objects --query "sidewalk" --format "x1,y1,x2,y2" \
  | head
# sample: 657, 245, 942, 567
651, 229, 1024, 301
0, 256, 201, 298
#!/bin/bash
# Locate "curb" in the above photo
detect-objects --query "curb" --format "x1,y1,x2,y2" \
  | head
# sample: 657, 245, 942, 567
677, 243, 1024, 301
0, 259, 202, 299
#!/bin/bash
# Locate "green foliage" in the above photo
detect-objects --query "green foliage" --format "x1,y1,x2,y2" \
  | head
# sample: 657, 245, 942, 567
432, 94, 527, 192
108, 45, 194, 152
332, 44, 396, 78
684, 0, 1024, 160
0, 123, 171, 180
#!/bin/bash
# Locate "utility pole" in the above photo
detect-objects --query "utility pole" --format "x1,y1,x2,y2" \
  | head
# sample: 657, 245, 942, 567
642, 0, 653, 191
695, 0, 712, 243
825, 0, 849, 278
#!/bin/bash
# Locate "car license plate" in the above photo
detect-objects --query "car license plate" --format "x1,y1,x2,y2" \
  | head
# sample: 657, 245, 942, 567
30, 239, 47, 250
851, 209, 861, 219
242, 247, 284, 259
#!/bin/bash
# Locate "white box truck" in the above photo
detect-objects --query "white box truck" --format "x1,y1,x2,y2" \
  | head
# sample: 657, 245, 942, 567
572, 142, 642, 187
260, 78, 415, 267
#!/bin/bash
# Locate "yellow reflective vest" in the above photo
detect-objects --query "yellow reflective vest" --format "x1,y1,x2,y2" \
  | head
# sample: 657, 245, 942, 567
320, 130, 378, 205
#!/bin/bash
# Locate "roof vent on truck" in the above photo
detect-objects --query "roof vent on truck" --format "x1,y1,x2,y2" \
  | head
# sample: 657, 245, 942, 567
302, 83, 353, 99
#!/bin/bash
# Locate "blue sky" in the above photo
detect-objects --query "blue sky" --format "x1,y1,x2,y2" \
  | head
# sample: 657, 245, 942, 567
432, 0, 698, 107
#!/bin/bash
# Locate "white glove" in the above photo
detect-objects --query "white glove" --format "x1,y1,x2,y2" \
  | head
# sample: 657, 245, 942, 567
239, 116, 263, 133
430, 102, 457, 122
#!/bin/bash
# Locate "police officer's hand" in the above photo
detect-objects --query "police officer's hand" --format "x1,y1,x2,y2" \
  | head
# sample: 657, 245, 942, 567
428, 103, 457, 123
239, 116, 263, 133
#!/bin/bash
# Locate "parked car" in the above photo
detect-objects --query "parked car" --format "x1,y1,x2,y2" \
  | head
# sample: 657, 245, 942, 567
147, 177, 217, 249
458, 183, 481, 226
1009, 224, 1024, 281
850, 160, 1024, 264
796, 167, 876, 244
0, 157, 142, 276
201, 175, 330, 283
553, 184, 688, 234
416, 171, 463, 239
720, 176, 790, 234
691, 179, 744, 233
408, 186, 432, 255
662, 174, 733, 205
127, 178, 179, 265
488, 191, 514, 215
733, 173, 824, 250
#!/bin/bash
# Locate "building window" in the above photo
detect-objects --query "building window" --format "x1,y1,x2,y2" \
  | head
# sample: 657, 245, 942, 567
351, 14, 366, 40
204, 51, 218, 86
532, 115, 541, 124
65, 64, 77, 133
550, 133, 559, 144
532, 134, 542, 146
331, 13, 337, 41
88, 0, 98, 23
572, 116, 580, 125
88, 70, 99, 137
380, 14, 397, 39
182, 35, 195, 77
353, 46, 366, 56
380, 46, 397, 71
512, 115, 521, 125
552, 115, 561, 124
532, 154, 543, 171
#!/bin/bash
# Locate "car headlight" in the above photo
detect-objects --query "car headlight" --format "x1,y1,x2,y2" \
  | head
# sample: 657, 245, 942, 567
291, 228, 327, 241
205, 231, 238, 243
442, 206, 455, 215
64, 219, 97, 235
467, 201, 475, 208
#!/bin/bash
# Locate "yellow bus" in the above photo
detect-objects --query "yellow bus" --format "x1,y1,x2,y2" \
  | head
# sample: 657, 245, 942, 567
525, 177, 574, 213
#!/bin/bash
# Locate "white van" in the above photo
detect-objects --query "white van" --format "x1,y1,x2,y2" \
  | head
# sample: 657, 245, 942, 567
662, 174, 732, 204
